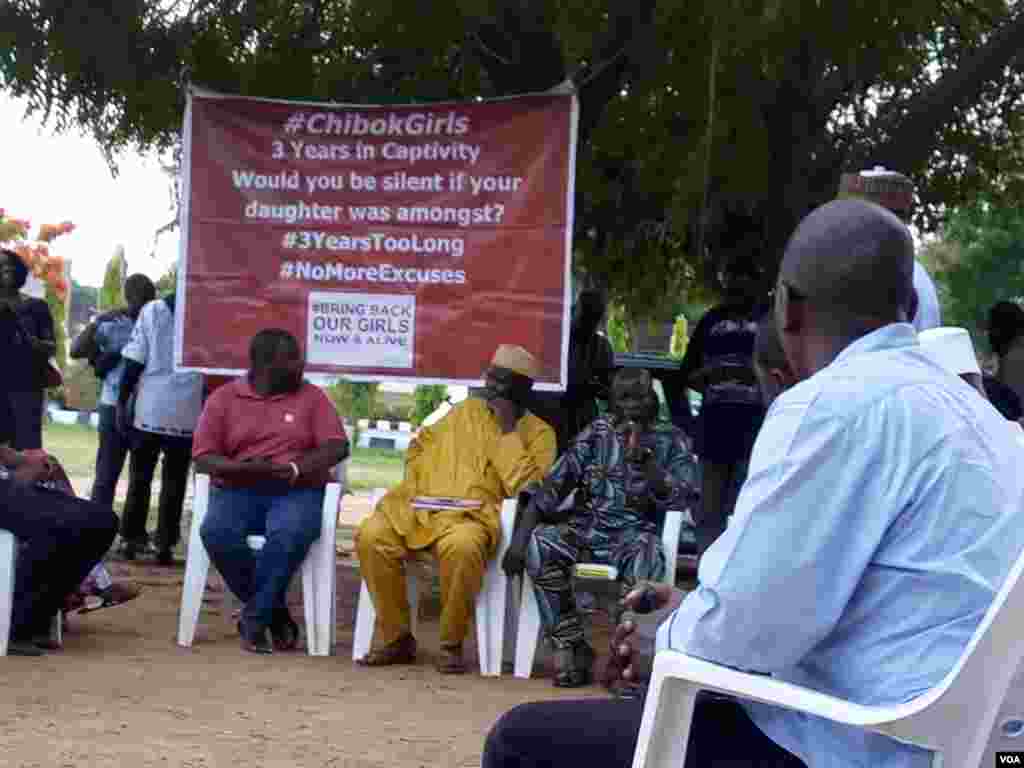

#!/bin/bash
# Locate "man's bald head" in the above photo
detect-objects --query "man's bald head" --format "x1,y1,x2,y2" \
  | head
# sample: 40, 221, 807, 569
780, 199, 914, 329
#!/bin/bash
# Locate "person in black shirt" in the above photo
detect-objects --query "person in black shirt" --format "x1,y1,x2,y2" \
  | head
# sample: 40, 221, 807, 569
665, 266, 767, 555
984, 375, 1023, 422
0, 249, 57, 449
531, 290, 615, 454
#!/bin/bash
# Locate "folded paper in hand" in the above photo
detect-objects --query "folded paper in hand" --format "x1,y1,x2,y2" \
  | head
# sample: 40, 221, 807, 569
412, 496, 484, 511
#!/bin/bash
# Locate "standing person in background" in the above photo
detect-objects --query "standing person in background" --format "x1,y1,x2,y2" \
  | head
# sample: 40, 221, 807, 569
70, 274, 156, 507
0, 248, 56, 450
562, 290, 615, 452
837, 166, 942, 332
989, 300, 1024, 409
666, 262, 766, 556
531, 290, 615, 455
117, 293, 203, 565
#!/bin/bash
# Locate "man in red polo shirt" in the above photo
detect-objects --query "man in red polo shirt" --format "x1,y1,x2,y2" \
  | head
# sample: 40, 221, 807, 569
192, 329, 349, 654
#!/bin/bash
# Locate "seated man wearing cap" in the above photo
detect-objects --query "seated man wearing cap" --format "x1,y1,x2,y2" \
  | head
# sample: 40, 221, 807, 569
356, 345, 557, 673
501, 368, 699, 688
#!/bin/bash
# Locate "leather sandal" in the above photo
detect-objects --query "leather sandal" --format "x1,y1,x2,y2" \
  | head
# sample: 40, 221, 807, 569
553, 642, 596, 688
357, 633, 417, 666
436, 643, 466, 674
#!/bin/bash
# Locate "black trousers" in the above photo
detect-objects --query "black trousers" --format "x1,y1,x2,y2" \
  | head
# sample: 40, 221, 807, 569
483, 694, 805, 768
121, 430, 193, 551
5, 390, 44, 451
695, 460, 747, 556
90, 405, 130, 508
1, 478, 118, 636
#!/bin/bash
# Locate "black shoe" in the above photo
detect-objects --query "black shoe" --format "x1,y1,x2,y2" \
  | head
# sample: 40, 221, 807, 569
238, 620, 273, 655
119, 536, 149, 561
552, 642, 596, 688
270, 609, 300, 652
7, 641, 45, 656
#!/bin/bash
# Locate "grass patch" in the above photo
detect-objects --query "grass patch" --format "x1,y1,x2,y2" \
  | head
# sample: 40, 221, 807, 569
41, 422, 404, 491
40, 422, 102, 477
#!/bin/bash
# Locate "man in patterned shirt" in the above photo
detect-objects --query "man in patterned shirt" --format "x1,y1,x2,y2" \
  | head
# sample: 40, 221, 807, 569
502, 368, 699, 687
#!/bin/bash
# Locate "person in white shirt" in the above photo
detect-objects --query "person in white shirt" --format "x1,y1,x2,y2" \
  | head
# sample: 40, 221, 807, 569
117, 294, 203, 564
482, 199, 1024, 768
911, 260, 941, 332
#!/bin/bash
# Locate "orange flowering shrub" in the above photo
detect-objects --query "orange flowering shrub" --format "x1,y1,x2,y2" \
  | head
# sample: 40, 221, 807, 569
0, 211, 72, 302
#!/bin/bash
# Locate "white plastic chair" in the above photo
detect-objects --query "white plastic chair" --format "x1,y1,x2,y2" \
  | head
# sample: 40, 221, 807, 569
352, 490, 516, 676
177, 474, 342, 656
512, 505, 687, 679
631, 543, 1024, 768
0, 530, 62, 656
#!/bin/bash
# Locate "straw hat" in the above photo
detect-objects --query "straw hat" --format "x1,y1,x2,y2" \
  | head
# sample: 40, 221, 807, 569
918, 327, 981, 377
491, 344, 541, 380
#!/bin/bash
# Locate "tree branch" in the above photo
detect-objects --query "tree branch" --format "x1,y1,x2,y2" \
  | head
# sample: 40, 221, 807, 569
871, 9, 1024, 171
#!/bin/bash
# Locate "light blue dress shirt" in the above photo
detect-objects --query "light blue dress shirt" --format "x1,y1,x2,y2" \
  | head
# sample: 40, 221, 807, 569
658, 324, 1024, 767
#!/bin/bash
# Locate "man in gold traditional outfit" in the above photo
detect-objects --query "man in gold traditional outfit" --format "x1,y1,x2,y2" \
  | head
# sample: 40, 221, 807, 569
356, 345, 557, 673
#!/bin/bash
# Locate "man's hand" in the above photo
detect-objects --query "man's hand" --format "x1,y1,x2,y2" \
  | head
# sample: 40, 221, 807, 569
603, 583, 677, 688
266, 462, 297, 484
12, 454, 53, 486
501, 541, 528, 577
642, 450, 670, 497
488, 397, 520, 434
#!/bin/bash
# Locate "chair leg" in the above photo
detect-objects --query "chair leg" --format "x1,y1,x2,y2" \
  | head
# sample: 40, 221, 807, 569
476, 559, 507, 676
352, 580, 375, 661
177, 475, 212, 648
301, 551, 319, 656
301, 532, 336, 657
407, 570, 419, 639
51, 611, 62, 647
310, 482, 339, 657
514, 572, 542, 679
0, 531, 15, 656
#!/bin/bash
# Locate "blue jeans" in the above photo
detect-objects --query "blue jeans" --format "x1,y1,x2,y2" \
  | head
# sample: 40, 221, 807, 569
200, 485, 324, 630
91, 404, 130, 507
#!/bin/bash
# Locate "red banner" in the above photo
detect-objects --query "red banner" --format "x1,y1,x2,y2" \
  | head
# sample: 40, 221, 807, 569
174, 87, 577, 387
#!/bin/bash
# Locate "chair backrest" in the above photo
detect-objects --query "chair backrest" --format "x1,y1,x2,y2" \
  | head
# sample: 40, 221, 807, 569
875, 544, 1024, 766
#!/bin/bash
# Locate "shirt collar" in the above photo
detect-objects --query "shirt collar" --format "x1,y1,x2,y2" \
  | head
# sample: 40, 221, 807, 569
829, 323, 918, 369
237, 376, 295, 401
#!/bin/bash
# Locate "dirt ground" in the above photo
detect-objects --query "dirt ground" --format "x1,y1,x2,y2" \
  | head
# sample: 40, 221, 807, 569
0, 554, 614, 768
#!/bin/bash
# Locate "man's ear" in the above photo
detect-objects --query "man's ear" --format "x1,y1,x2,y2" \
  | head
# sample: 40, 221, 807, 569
775, 282, 805, 335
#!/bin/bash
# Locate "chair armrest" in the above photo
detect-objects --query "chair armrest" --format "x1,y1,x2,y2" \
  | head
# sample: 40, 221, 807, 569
500, 498, 517, 547
649, 651, 915, 729
660, 510, 683, 585
333, 460, 349, 493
